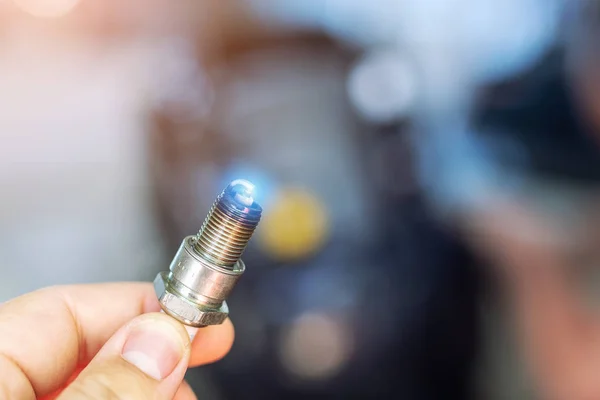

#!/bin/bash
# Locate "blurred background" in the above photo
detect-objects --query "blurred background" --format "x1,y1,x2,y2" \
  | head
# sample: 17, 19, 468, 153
2, 0, 600, 398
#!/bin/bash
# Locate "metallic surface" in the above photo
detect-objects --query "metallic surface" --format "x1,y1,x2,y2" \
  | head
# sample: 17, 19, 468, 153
194, 181, 262, 269
155, 180, 262, 326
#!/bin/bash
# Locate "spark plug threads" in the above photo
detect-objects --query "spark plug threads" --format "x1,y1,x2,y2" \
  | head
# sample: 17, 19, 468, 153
194, 180, 262, 269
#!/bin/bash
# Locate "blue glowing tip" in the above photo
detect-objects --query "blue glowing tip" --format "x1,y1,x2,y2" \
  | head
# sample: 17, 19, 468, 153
226, 179, 256, 207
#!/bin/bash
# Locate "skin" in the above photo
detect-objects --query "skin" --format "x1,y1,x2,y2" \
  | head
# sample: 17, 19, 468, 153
0, 282, 235, 400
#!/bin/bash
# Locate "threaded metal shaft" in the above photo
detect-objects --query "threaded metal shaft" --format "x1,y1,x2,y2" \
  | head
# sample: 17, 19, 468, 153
193, 180, 262, 269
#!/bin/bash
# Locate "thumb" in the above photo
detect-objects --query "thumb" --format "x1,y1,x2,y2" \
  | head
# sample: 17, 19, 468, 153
58, 313, 191, 400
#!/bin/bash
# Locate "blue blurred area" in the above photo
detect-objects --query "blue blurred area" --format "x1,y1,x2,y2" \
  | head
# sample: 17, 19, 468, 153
218, 163, 277, 210
249, 0, 564, 82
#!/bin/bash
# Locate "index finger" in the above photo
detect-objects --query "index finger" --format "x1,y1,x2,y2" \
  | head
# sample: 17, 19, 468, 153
0, 282, 234, 398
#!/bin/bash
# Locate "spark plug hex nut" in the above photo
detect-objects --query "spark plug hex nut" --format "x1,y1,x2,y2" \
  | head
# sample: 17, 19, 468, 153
154, 271, 230, 327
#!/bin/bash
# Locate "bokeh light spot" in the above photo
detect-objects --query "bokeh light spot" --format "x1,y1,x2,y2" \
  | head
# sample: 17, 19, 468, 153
11, 0, 80, 18
279, 313, 353, 381
257, 187, 329, 261
347, 48, 418, 123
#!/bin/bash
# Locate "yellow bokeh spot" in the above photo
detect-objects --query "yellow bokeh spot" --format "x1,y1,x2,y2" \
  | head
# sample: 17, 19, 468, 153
258, 187, 329, 261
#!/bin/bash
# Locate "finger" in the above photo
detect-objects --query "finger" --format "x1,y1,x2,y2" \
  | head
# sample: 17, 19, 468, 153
40, 366, 84, 400
40, 323, 232, 400
174, 380, 198, 400
189, 318, 235, 366
58, 313, 190, 400
0, 283, 234, 398
0, 283, 157, 399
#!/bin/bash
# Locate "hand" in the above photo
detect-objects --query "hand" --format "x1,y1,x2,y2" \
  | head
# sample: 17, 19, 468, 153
0, 283, 235, 400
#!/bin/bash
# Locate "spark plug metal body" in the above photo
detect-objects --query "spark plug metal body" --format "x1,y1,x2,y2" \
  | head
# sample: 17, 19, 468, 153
154, 180, 262, 327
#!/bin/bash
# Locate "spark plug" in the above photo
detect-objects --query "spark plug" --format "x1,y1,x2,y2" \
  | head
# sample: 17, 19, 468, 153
154, 179, 262, 327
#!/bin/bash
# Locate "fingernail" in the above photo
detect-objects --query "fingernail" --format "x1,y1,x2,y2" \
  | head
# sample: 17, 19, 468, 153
160, 309, 197, 341
121, 318, 185, 380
